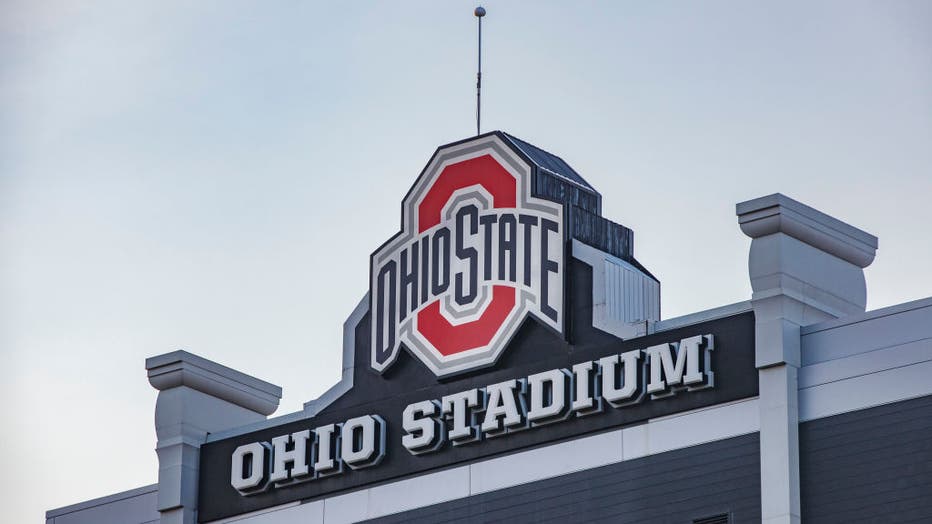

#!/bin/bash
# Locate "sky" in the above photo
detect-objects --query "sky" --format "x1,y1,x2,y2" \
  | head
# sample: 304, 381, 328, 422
2, 1, 930, 521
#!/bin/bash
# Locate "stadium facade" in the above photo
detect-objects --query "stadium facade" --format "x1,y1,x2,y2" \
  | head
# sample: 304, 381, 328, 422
47, 133, 932, 524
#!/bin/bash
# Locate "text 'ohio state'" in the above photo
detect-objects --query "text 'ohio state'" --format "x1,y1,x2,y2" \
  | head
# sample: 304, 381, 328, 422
372, 205, 562, 364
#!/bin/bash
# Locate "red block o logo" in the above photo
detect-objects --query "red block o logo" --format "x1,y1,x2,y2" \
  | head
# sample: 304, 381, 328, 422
370, 135, 564, 377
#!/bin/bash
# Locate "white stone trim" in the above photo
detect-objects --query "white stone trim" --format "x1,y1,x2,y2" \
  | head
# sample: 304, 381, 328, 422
147, 350, 282, 416
798, 338, 932, 390
798, 294, 932, 420
800, 296, 932, 366
799, 359, 932, 422
209, 502, 305, 524
736, 193, 877, 268
800, 296, 932, 337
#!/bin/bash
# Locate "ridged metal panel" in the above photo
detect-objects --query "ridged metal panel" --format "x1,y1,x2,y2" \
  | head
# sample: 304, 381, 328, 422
800, 394, 932, 522
368, 433, 761, 523
605, 257, 661, 324
503, 132, 596, 191
533, 172, 601, 214
569, 206, 634, 261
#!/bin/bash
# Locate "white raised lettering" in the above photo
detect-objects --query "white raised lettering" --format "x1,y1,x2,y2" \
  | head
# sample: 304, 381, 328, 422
269, 430, 311, 483
527, 369, 571, 425
441, 388, 484, 444
340, 415, 385, 469
599, 349, 642, 407
402, 400, 444, 454
231, 442, 268, 494
570, 360, 601, 415
313, 423, 341, 475
645, 335, 713, 396
481, 379, 526, 435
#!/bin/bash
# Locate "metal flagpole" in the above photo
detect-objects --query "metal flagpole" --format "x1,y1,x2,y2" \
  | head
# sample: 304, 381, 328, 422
475, 6, 485, 136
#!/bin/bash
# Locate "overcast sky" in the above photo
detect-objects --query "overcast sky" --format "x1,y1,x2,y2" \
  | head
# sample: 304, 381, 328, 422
2, 1, 931, 521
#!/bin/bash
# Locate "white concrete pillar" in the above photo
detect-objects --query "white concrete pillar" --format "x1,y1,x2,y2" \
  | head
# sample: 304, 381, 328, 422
737, 194, 877, 524
147, 351, 282, 524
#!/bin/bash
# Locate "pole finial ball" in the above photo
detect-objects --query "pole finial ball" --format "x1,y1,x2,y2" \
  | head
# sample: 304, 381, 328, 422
475, 6, 486, 17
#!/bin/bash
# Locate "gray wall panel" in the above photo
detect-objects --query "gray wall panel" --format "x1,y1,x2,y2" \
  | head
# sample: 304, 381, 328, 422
367, 433, 761, 524
801, 394, 932, 523
46, 485, 158, 524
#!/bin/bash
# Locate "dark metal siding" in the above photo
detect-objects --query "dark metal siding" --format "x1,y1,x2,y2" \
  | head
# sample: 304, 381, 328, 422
568, 205, 634, 263
533, 173, 601, 214
502, 133, 596, 191
367, 433, 761, 524
800, 394, 932, 523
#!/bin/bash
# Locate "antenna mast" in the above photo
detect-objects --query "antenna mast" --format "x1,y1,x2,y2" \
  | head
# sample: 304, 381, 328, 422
475, 6, 486, 136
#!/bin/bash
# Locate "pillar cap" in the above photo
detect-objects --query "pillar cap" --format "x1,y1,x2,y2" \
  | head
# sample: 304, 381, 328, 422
146, 350, 282, 416
737, 193, 878, 268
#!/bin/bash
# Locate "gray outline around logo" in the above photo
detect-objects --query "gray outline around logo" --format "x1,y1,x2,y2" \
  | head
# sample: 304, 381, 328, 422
370, 135, 564, 377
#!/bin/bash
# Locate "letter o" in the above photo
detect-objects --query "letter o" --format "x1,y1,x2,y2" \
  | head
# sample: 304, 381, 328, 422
231, 442, 268, 493
340, 415, 386, 470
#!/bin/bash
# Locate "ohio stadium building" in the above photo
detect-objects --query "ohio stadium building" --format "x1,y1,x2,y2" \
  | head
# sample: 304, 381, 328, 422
47, 133, 932, 524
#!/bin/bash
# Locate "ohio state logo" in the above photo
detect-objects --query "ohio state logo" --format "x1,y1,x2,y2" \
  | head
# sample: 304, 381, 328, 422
370, 135, 564, 376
